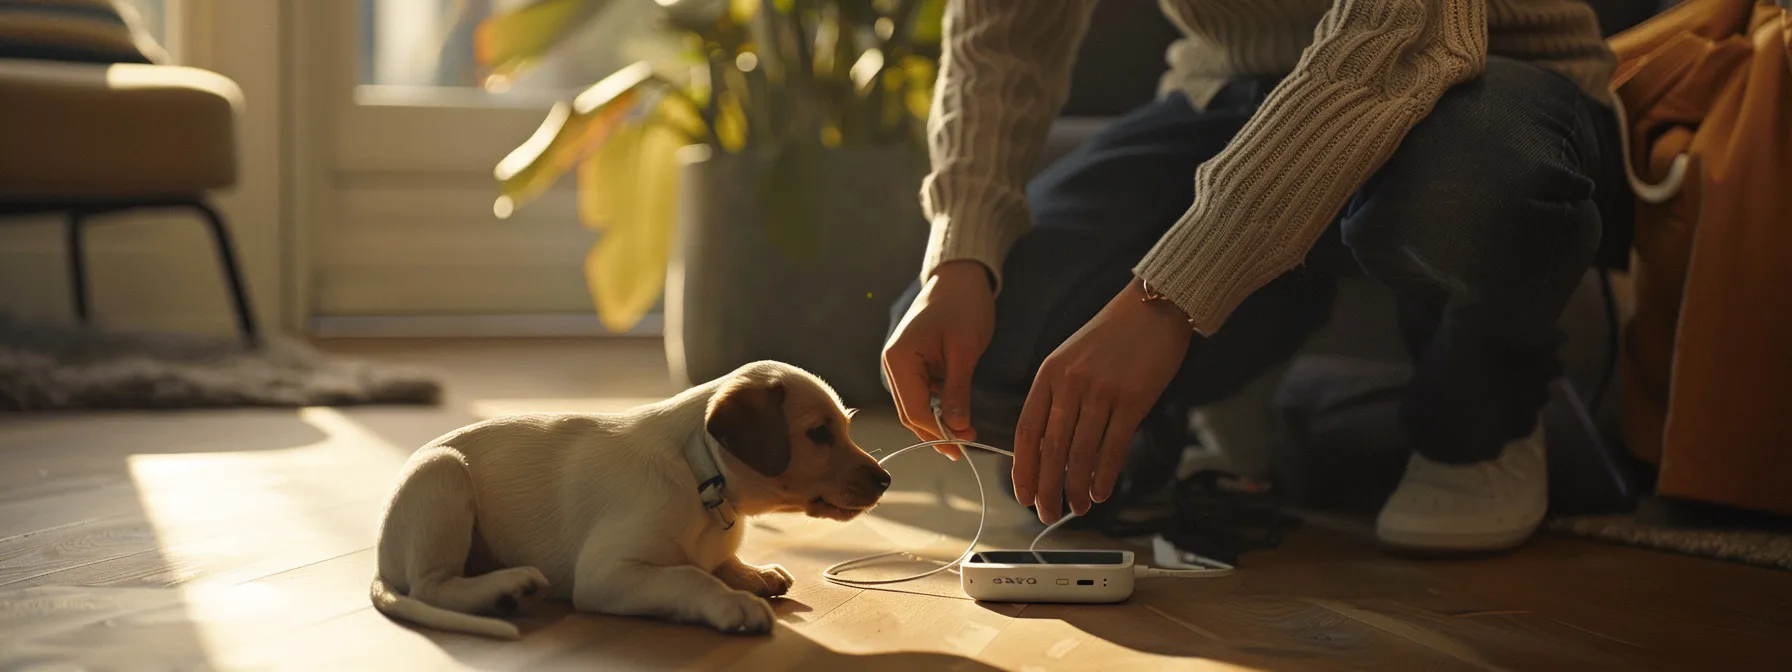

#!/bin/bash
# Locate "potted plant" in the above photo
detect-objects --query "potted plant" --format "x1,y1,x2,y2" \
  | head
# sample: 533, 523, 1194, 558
478, 0, 942, 404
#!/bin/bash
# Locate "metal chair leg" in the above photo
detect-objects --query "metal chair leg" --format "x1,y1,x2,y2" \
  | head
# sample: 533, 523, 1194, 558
189, 200, 260, 347
66, 210, 90, 322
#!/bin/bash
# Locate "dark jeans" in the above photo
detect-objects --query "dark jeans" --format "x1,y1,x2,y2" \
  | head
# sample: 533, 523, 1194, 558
889, 56, 1629, 467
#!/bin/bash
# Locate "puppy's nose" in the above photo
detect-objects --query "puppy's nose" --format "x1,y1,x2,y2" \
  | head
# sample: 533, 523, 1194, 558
869, 467, 893, 493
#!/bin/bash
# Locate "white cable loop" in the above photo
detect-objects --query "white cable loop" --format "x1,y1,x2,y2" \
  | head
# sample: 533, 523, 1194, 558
824, 398, 1082, 586
823, 402, 1233, 587
821, 437, 1072, 586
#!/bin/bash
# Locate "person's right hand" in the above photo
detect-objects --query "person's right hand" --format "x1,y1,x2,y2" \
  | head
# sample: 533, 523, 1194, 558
882, 260, 996, 460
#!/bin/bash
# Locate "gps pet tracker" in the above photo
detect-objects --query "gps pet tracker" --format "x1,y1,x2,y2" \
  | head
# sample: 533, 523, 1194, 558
960, 550, 1136, 603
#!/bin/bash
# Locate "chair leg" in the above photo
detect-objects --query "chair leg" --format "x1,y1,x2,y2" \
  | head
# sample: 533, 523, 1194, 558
189, 200, 260, 347
66, 211, 90, 322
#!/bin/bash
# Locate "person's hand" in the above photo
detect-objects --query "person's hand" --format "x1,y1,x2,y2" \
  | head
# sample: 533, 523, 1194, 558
882, 260, 996, 460
1014, 278, 1194, 524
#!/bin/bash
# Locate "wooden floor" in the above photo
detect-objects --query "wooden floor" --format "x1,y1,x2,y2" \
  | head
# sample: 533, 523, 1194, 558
3, 339, 1789, 671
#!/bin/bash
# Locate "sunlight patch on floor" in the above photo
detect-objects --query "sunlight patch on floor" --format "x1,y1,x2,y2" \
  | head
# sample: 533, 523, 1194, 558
123, 406, 412, 666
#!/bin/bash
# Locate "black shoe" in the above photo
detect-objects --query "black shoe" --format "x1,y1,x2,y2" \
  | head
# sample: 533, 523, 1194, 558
1153, 469, 1301, 566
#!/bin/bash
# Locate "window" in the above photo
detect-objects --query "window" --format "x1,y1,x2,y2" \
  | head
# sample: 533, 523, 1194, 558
360, 0, 486, 88
125, 0, 170, 53
356, 0, 679, 107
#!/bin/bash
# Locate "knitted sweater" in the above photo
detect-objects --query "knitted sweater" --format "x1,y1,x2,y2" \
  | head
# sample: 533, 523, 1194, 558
919, 0, 1617, 334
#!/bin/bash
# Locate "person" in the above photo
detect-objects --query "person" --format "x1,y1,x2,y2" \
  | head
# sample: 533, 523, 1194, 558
882, 0, 1632, 554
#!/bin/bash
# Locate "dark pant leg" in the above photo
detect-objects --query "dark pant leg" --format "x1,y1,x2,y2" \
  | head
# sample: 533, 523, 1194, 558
1339, 57, 1617, 464
888, 93, 1337, 459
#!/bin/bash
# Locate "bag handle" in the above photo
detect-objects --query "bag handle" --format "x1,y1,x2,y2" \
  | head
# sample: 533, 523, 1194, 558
1609, 93, 1691, 204
1604, 0, 1762, 205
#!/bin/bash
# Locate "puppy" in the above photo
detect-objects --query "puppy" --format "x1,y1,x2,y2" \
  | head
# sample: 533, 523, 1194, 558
369, 361, 891, 639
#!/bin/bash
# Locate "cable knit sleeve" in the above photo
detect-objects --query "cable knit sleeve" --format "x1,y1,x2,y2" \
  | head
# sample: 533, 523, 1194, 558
1135, 0, 1489, 334
918, 0, 1100, 289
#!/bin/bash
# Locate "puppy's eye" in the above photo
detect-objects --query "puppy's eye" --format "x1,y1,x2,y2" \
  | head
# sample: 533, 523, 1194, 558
806, 425, 833, 445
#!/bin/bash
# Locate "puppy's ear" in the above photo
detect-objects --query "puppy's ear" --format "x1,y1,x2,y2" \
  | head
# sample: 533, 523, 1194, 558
705, 376, 791, 477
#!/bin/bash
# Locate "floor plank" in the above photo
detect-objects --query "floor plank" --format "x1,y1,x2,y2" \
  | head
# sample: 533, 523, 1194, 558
2, 338, 1789, 671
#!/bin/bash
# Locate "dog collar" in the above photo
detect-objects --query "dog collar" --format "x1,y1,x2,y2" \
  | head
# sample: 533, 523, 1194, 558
683, 430, 739, 531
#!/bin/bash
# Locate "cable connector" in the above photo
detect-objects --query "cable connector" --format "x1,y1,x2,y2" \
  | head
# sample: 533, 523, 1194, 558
1134, 564, 1233, 579
1138, 536, 1233, 577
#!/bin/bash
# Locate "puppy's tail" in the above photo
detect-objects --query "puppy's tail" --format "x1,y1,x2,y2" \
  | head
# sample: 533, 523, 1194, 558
370, 576, 521, 640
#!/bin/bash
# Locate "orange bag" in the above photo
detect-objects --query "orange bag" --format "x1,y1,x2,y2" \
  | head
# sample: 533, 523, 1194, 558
1611, 0, 1792, 514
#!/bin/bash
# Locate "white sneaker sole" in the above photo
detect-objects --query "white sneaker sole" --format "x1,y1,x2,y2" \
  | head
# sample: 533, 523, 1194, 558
1375, 516, 1543, 554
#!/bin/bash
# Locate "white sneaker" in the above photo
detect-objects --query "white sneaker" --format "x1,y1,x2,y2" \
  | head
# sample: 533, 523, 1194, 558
1375, 424, 1548, 553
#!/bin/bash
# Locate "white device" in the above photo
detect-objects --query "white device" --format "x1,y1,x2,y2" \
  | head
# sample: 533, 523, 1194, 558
960, 550, 1137, 604
823, 395, 1235, 597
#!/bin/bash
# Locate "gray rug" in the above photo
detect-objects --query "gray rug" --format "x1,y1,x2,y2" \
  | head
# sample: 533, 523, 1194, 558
0, 314, 441, 411
1552, 502, 1792, 572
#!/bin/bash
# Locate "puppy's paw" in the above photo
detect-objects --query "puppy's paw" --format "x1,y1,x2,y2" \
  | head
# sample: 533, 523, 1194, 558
701, 590, 775, 635
718, 561, 795, 598
483, 566, 551, 617
744, 564, 795, 598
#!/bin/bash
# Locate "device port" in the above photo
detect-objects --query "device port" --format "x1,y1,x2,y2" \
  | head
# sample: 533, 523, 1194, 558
1076, 579, 1094, 586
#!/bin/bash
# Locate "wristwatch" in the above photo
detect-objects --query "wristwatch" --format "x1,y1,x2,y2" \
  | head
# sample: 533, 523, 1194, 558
1139, 279, 1200, 331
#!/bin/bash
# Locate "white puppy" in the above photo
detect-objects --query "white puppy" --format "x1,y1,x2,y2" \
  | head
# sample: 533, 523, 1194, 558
369, 361, 891, 639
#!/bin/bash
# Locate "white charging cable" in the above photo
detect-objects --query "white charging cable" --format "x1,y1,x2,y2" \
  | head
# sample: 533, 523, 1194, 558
820, 434, 1013, 585
821, 398, 1232, 587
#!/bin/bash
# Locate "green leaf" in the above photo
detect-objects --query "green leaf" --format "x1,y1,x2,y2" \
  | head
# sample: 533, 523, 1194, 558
717, 91, 749, 151
911, 0, 943, 45
899, 55, 935, 120
578, 98, 690, 333
493, 62, 658, 215
729, 0, 759, 24
475, 0, 611, 81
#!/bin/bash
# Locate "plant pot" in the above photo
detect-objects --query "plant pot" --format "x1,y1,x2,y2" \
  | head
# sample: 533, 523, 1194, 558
665, 145, 930, 407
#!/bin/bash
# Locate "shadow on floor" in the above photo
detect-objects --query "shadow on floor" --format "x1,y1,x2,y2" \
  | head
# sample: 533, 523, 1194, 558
409, 600, 1005, 671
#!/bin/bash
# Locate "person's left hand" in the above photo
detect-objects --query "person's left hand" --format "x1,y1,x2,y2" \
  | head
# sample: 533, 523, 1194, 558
1013, 277, 1195, 524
